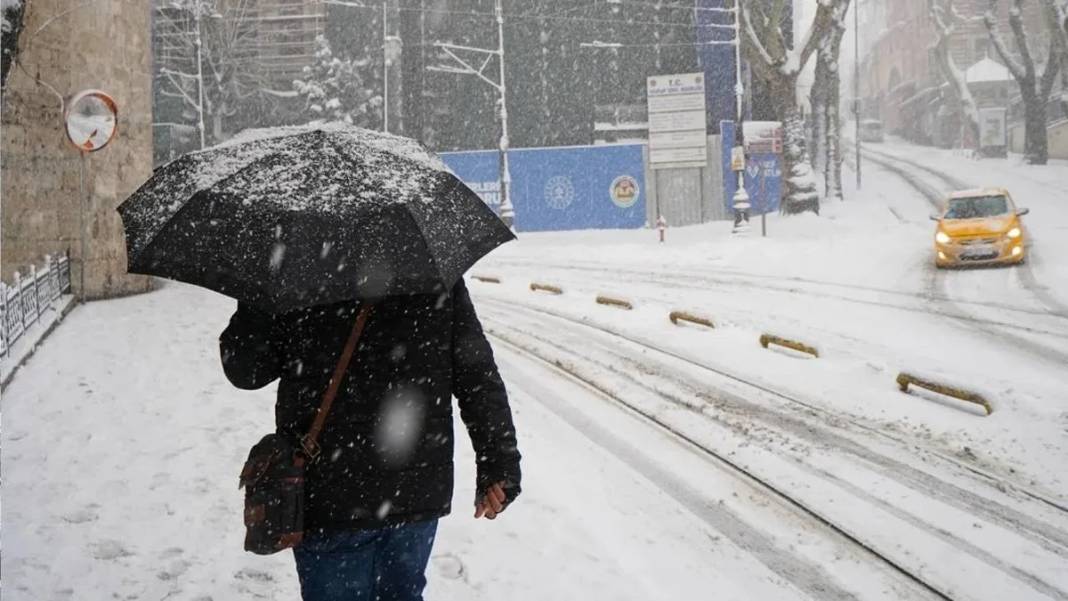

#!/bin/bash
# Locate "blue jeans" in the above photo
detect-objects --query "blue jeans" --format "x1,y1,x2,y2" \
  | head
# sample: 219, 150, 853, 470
294, 520, 439, 601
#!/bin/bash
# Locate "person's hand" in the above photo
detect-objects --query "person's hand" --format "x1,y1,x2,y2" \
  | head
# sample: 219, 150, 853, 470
474, 482, 508, 520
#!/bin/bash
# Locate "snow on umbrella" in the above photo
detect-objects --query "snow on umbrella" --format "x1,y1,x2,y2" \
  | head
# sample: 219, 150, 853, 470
118, 123, 514, 313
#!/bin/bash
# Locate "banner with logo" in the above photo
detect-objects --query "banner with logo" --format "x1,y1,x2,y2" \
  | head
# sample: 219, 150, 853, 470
439, 144, 646, 232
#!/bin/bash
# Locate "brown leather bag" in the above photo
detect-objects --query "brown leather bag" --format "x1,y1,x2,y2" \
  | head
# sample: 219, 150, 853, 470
239, 304, 373, 555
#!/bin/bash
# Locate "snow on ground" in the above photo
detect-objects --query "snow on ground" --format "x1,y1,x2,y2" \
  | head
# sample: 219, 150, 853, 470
3, 138, 1067, 600
1, 294, 75, 386
472, 160, 1068, 500
4, 282, 862, 601
864, 137, 1068, 302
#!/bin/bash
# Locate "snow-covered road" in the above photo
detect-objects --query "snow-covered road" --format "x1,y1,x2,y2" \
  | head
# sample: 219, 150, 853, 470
4, 139, 1067, 600
4, 282, 934, 601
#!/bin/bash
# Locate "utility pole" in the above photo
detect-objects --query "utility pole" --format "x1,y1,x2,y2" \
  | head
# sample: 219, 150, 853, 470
427, 0, 514, 230
383, 2, 389, 133
193, 2, 207, 149
495, 0, 514, 229
854, 0, 862, 189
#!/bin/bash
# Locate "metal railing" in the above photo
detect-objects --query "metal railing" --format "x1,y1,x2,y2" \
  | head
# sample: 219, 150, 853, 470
0, 251, 72, 359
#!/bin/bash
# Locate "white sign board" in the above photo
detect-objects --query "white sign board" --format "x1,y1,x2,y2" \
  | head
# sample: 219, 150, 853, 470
649, 110, 706, 133
979, 107, 1007, 148
647, 72, 707, 169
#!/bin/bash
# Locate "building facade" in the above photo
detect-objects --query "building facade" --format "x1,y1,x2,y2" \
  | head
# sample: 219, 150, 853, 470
2, 0, 154, 299
859, 0, 1067, 156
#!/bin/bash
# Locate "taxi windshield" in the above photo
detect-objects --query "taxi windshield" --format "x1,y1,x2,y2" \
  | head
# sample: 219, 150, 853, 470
945, 195, 1010, 219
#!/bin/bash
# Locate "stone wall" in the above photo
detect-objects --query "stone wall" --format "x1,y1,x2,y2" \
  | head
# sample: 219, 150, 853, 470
2, 0, 154, 299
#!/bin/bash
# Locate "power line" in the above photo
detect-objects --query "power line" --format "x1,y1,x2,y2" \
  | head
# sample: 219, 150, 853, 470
319, 1, 733, 30
606, 0, 737, 14
579, 39, 737, 48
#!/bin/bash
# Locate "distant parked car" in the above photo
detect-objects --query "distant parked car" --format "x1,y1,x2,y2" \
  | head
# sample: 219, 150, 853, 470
931, 188, 1029, 268
859, 119, 884, 143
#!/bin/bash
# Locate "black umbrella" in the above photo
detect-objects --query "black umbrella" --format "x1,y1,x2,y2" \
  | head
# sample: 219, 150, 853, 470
118, 123, 513, 313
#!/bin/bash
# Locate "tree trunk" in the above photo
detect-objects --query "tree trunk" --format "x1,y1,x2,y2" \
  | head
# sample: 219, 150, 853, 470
777, 76, 820, 214
826, 68, 843, 200
824, 23, 845, 201
1022, 87, 1050, 164
810, 64, 828, 174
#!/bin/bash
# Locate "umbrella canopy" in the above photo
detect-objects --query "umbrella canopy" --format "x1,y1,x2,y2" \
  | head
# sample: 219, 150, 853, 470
118, 123, 513, 313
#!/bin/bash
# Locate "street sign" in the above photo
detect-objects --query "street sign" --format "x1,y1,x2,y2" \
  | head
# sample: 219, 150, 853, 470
647, 72, 707, 169
730, 146, 745, 172
743, 121, 783, 154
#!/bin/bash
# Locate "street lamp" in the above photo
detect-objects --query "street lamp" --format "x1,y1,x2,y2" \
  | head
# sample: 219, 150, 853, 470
731, 0, 750, 234
427, 0, 514, 230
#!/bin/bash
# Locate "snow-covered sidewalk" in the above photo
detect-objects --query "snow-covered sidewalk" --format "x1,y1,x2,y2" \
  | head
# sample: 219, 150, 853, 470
2, 282, 829, 601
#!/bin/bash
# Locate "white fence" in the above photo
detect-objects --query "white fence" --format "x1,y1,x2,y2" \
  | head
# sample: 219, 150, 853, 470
0, 252, 72, 358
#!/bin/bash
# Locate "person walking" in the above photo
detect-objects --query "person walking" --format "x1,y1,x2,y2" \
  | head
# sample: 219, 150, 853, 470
220, 278, 521, 601
119, 124, 520, 601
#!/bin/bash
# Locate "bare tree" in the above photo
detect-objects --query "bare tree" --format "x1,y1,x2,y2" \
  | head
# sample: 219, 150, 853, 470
154, 0, 287, 147
1043, 0, 1068, 116
984, 0, 1063, 164
1048, 0, 1068, 43
810, 0, 850, 201
741, 0, 843, 213
929, 0, 982, 149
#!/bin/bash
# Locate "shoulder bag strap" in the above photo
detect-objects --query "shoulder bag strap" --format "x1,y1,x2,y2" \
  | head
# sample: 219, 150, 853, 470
299, 303, 374, 462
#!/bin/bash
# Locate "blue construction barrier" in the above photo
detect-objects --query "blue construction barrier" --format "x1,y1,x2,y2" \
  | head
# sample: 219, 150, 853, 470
439, 144, 646, 232
720, 121, 783, 215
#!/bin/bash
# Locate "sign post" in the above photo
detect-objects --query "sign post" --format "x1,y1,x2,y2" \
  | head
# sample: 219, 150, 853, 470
646, 73, 708, 169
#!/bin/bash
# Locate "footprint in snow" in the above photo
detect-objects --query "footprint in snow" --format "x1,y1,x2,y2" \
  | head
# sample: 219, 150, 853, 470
89, 539, 133, 560
159, 547, 185, 559
234, 567, 274, 582
157, 558, 192, 581
61, 507, 99, 524
432, 554, 465, 580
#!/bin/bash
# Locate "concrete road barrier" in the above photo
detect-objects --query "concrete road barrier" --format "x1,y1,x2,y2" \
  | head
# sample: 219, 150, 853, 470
596, 295, 633, 310
759, 334, 819, 358
472, 275, 501, 284
530, 282, 563, 295
896, 372, 993, 416
669, 311, 715, 329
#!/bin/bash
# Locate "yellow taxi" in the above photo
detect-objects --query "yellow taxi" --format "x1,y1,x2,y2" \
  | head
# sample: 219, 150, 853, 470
932, 188, 1029, 268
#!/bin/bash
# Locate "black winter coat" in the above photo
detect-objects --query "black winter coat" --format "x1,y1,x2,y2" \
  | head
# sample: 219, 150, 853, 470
219, 279, 521, 532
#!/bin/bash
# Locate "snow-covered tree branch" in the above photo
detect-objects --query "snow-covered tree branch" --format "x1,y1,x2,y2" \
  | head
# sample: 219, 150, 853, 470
154, 0, 289, 147
810, 0, 850, 201
984, 0, 1063, 164
741, 0, 848, 213
292, 35, 383, 128
930, 0, 982, 147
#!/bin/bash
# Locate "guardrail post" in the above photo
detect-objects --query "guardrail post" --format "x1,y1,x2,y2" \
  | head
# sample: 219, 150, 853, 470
28, 265, 41, 326
0, 283, 7, 358
595, 295, 633, 310
530, 282, 563, 295
669, 311, 715, 329
896, 373, 993, 415
759, 334, 819, 358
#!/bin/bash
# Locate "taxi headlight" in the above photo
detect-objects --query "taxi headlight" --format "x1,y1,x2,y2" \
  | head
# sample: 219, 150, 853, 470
935, 231, 951, 244
1007, 227, 1021, 239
